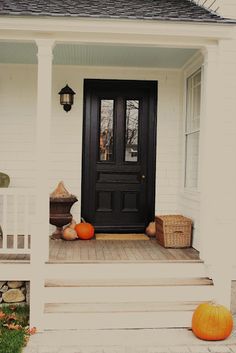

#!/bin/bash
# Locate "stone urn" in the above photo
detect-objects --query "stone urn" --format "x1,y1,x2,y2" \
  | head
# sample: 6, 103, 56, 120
49, 182, 78, 239
50, 196, 78, 239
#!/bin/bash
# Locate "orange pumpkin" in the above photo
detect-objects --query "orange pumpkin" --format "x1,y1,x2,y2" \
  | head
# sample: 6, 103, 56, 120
62, 227, 78, 241
75, 222, 94, 240
192, 302, 233, 341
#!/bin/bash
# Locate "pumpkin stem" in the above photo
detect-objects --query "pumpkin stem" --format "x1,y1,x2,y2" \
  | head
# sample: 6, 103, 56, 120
81, 217, 86, 223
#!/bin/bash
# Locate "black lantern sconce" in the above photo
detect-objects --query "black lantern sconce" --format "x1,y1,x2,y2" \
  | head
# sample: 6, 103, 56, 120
58, 84, 76, 112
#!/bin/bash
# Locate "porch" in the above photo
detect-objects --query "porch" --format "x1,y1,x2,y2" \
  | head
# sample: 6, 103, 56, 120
0, 237, 200, 263
0, 17, 236, 331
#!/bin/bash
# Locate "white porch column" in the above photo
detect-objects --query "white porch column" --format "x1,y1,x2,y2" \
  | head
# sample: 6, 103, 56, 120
199, 41, 236, 307
35, 39, 54, 261
30, 40, 54, 330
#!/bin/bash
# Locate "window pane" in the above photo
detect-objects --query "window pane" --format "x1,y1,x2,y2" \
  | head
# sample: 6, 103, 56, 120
125, 100, 139, 162
99, 100, 114, 161
186, 70, 201, 132
185, 132, 199, 189
193, 71, 201, 86
193, 84, 201, 120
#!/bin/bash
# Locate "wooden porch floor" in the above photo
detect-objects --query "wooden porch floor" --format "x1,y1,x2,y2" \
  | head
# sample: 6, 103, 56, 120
0, 237, 200, 263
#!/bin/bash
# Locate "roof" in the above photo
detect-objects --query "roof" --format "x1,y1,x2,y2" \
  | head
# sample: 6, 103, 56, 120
0, 0, 234, 24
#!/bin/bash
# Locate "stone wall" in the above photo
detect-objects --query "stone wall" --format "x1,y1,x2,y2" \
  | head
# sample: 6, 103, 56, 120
0, 281, 29, 305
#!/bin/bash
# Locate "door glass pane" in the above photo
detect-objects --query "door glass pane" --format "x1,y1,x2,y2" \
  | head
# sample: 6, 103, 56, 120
125, 100, 139, 162
99, 100, 114, 161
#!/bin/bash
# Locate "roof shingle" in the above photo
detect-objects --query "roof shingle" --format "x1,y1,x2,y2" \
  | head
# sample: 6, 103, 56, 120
0, 0, 234, 23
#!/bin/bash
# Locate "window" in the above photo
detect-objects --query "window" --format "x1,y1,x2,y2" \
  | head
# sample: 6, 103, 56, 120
125, 100, 139, 162
185, 69, 201, 189
99, 100, 114, 161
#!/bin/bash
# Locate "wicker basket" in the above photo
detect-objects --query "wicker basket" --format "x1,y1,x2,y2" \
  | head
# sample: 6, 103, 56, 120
155, 215, 192, 248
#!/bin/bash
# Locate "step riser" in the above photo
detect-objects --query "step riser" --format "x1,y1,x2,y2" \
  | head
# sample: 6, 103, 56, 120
45, 278, 212, 287
45, 263, 206, 280
44, 302, 207, 313
44, 311, 193, 330
44, 286, 214, 303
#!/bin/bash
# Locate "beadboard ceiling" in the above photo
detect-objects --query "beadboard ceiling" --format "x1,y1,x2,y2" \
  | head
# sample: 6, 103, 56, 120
0, 42, 197, 68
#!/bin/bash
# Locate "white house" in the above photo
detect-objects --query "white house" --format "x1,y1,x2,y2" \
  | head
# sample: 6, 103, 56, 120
0, 0, 236, 331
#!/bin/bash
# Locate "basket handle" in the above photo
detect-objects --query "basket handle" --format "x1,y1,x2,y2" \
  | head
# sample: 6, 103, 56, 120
173, 231, 184, 235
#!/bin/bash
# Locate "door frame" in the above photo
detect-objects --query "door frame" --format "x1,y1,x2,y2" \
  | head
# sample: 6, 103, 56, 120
81, 79, 158, 232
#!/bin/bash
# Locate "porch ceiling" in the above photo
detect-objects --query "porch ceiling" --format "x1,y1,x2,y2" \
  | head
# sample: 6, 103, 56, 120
0, 42, 197, 68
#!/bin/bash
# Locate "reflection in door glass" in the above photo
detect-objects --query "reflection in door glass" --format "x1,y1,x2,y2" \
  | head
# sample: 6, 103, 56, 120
99, 100, 114, 161
125, 100, 139, 162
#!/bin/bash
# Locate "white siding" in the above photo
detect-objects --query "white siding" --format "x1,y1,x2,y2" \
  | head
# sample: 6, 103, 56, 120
179, 192, 200, 250
217, 0, 236, 18
0, 64, 183, 240
0, 65, 37, 188
193, 0, 236, 18
155, 71, 182, 215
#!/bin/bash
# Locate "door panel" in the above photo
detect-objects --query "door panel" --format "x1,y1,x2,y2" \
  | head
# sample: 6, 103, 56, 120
82, 80, 157, 233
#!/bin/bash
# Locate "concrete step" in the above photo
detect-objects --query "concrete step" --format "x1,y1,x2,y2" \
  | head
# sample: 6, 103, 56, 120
45, 277, 213, 287
43, 310, 194, 330
43, 264, 213, 330
44, 283, 214, 303
44, 301, 208, 313
44, 262, 207, 280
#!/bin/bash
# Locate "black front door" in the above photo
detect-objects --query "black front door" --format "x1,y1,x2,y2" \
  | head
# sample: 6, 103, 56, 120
82, 79, 157, 233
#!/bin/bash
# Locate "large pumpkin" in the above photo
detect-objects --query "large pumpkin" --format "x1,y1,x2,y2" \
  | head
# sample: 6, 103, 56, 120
75, 222, 94, 240
192, 302, 233, 341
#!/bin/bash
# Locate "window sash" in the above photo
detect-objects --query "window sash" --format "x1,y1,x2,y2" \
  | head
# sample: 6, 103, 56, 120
185, 69, 201, 134
184, 131, 199, 189
184, 68, 201, 190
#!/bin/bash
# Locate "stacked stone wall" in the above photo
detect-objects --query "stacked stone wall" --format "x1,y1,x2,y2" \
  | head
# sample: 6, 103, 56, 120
0, 281, 29, 305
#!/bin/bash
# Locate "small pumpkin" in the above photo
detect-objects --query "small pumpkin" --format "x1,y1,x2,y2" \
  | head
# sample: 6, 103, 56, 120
62, 227, 78, 241
68, 219, 77, 229
145, 222, 156, 237
75, 222, 94, 240
192, 302, 233, 341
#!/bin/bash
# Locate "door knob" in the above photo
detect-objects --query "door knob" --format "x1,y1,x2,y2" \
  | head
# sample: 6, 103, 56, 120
141, 175, 146, 180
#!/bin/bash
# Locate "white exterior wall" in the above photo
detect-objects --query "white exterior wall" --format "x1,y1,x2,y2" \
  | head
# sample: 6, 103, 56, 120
217, 0, 236, 18
195, 0, 236, 18
179, 193, 200, 250
0, 64, 183, 233
178, 55, 202, 251
0, 65, 37, 188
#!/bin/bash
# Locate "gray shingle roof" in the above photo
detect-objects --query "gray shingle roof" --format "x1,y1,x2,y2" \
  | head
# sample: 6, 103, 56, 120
0, 0, 234, 23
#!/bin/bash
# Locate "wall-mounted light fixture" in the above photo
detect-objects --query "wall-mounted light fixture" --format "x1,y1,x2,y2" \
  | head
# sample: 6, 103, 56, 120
58, 84, 76, 112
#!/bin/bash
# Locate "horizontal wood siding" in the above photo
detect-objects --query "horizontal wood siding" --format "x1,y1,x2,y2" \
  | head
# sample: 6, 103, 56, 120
155, 71, 182, 215
179, 194, 200, 250
0, 65, 37, 188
